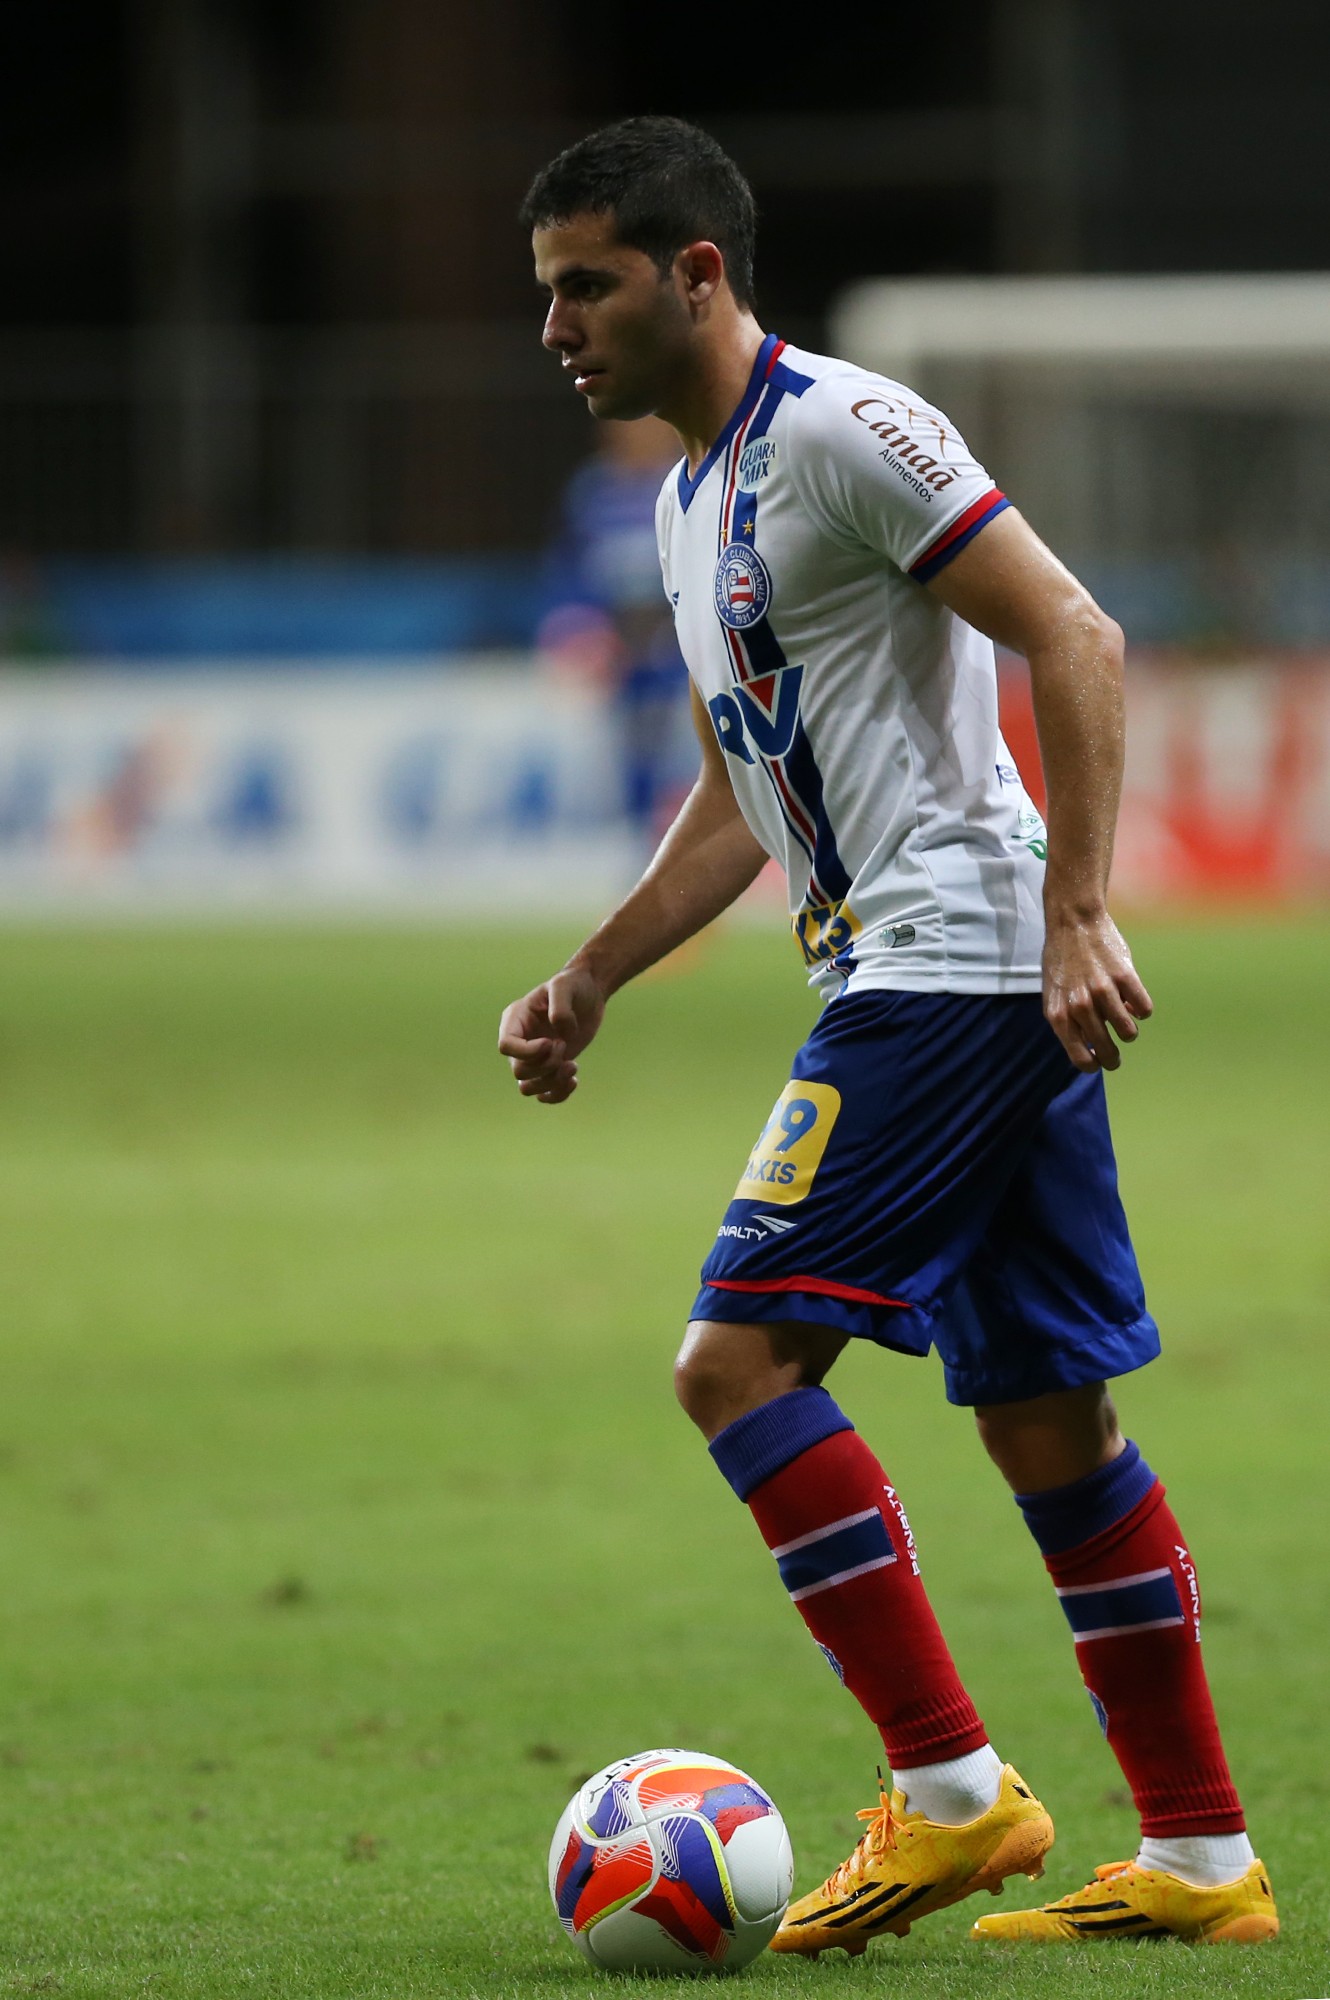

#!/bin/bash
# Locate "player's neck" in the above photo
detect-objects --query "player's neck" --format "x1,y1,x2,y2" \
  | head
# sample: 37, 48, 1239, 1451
663, 316, 768, 474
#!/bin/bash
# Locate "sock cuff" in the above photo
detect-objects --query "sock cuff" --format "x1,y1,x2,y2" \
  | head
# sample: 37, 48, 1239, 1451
1015, 1439, 1158, 1555
708, 1386, 854, 1501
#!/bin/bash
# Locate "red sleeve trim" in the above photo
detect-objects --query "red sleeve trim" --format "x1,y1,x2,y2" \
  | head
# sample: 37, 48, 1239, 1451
909, 487, 1010, 582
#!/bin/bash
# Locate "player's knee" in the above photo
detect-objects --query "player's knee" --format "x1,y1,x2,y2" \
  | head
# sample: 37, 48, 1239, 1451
975, 1381, 1121, 1491
674, 1325, 739, 1437
673, 1321, 779, 1441
674, 1318, 844, 1441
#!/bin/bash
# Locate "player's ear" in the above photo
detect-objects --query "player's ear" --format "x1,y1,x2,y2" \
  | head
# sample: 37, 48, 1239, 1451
676, 240, 725, 309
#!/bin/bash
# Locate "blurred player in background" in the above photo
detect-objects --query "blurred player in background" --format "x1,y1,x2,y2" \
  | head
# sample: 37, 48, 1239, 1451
500, 117, 1277, 1955
538, 415, 694, 840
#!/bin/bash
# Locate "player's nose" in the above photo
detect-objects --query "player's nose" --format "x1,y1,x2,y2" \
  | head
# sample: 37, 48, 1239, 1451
542, 300, 580, 353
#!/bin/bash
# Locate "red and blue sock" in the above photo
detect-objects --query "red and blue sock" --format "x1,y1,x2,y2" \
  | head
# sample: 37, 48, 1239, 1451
709, 1386, 988, 1770
1016, 1440, 1245, 1837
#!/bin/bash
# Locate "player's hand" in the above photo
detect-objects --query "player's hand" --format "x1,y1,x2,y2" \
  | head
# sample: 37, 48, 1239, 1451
1042, 911, 1153, 1074
497, 964, 607, 1104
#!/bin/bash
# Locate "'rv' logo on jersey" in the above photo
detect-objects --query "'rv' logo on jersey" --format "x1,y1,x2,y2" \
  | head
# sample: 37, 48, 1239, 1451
708, 664, 805, 765
713, 541, 772, 629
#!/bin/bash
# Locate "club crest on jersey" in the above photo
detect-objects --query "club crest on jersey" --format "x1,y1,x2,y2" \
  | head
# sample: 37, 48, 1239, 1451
737, 437, 777, 490
713, 541, 771, 629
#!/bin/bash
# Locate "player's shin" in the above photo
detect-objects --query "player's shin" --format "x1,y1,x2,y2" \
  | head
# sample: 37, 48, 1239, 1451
1015, 1441, 1250, 1858
709, 1386, 994, 1808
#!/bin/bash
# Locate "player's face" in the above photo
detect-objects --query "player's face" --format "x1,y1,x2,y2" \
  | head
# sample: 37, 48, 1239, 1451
533, 212, 693, 422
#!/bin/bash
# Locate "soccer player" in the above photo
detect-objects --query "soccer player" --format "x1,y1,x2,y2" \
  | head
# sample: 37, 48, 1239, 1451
499, 116, 1277, 1954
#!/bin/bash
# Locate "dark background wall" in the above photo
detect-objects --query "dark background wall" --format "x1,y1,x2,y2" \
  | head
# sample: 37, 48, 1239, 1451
3, 0, 1329, 553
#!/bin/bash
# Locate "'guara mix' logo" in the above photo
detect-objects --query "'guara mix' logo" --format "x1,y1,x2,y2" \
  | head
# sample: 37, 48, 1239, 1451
737, 437, 777, 490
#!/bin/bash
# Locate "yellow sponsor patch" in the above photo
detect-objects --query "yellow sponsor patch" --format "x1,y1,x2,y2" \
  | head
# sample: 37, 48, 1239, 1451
734, 1080, 841, 1206
792, 898, 861, 967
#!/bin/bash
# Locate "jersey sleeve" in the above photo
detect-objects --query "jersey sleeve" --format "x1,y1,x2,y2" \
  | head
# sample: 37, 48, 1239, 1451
787, 374, 1010, 582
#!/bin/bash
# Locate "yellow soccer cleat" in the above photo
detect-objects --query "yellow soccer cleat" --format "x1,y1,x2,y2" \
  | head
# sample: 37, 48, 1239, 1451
970, 1857, 1279, 1944
769, 1764, 1054, 1958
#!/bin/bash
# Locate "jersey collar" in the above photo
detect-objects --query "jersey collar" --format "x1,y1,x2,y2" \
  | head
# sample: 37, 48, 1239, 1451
676, 332, 783, 514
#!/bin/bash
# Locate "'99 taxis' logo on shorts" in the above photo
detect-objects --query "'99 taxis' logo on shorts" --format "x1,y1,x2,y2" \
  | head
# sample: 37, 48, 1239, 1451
734, 1080, 841, 1206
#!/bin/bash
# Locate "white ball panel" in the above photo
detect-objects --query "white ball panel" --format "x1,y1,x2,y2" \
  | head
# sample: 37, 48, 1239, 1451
722, 1811, 794, 1923
777, 1821, 794, 1905
585, 1905, 717, 1974
726, 1907, 786, 1969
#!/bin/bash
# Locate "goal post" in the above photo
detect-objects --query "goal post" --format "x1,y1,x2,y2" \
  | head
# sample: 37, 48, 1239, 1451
832, 273, 1330, 386
828, 274, 1330, 904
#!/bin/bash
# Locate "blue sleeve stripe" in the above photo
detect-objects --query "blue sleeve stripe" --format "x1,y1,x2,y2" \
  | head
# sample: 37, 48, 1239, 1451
770, 358, 814, 396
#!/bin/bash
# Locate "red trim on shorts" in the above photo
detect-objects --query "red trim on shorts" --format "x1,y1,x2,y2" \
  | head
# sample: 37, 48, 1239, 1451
706, 1275, 912, 1310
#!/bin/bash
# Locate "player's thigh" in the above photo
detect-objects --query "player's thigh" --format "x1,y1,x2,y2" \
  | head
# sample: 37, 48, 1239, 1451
674, 1318, 849, 1438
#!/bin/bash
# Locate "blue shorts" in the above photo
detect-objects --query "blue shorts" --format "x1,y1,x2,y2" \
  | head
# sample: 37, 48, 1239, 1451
691, 990, 1160, 1407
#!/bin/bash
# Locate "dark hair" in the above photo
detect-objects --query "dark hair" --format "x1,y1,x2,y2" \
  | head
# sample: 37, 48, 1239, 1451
519, 115, 757, 311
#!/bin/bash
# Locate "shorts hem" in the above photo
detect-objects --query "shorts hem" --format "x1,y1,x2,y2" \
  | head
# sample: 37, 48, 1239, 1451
689, 1281, 931, 1359
940, 1310, 1162, 1409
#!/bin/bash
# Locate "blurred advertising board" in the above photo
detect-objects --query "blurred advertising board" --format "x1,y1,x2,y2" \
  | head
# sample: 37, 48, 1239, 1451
0, 656, 1324, 913
0, 662, 645, 914
998, 655, 1330, 905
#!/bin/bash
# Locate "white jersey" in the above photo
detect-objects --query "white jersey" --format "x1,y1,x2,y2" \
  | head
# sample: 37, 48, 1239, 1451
655, 334, 1048, 999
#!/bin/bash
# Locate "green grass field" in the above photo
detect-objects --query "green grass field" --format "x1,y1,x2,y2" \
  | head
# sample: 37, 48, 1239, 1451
0, 917, 1326, 1999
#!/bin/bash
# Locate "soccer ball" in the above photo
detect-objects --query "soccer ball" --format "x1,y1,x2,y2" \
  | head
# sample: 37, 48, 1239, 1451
548, 1746, 793, 1973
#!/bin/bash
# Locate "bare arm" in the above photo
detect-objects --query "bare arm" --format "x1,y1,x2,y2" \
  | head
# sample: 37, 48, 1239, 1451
928, 507, 1153, 1072
497, 682, 767, 1103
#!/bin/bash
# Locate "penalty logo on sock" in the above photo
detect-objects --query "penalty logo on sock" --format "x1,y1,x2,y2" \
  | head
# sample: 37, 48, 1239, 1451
883, 1484, 920, 1575
1088, 1689, 1110, 1737
1175, 1544, 1202, 1640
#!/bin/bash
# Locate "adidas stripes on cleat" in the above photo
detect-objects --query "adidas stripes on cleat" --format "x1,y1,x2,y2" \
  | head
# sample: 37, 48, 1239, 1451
970, 1857, 1279, 1944
769, 1764, 1054, 1958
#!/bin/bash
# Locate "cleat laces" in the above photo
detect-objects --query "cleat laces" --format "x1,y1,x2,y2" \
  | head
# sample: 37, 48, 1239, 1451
826, 1782, 897, 1900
